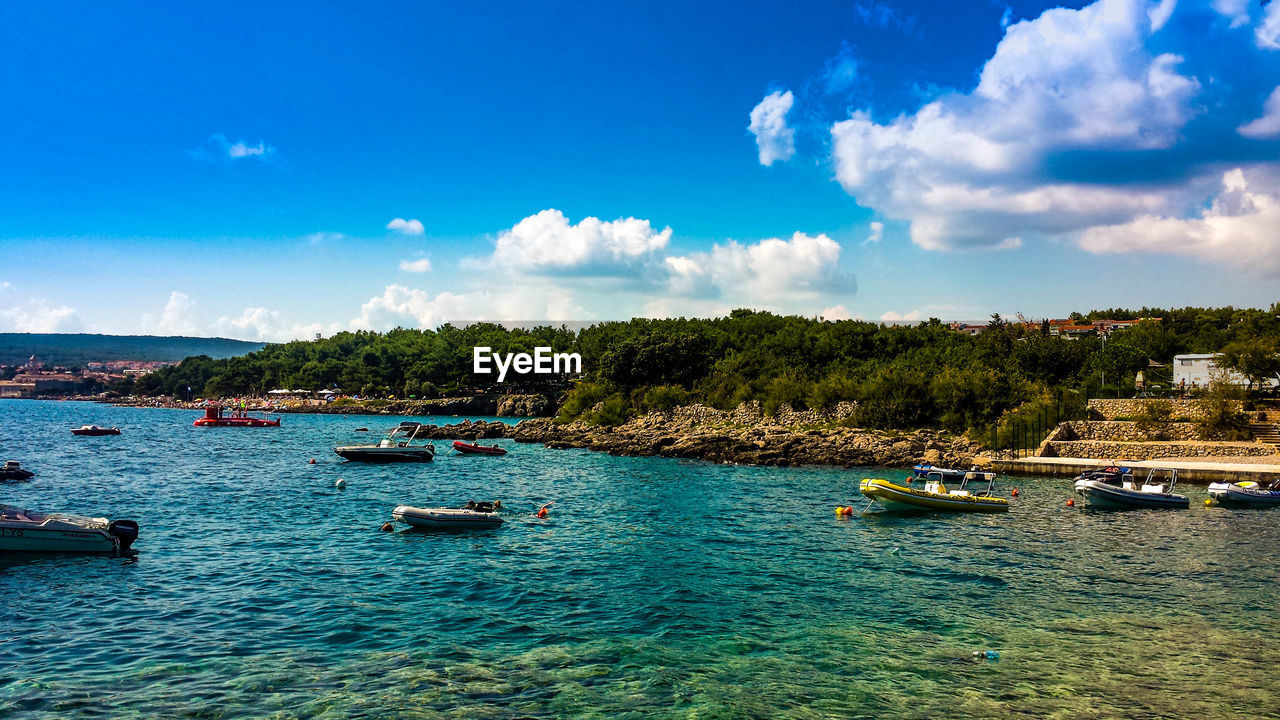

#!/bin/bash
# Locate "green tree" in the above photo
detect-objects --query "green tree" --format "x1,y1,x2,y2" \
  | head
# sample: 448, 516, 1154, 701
1218, 340, 1280, 391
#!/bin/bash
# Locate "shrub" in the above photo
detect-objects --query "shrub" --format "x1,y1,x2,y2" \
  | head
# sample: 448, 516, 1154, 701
1194, 380, 1251, 441
641, 385, 693, 413
1134, 399, 1173, 440
556, 382, 612, 423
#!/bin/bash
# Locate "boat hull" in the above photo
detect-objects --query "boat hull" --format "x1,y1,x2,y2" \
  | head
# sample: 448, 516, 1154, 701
859, 478, 1009, 513
1207, 483, 1280, 507
71, 427, 121, 436
194, 418, 280, 427
391, 505, 503, 529
1074, 480, 1189, 509
452, 441, 507, 456
0, 510, 138, 554
335, 446, 435, 462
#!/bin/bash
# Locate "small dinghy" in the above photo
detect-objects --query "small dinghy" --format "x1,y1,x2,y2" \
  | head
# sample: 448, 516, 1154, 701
1074, 467, 1189, 510
1, 460, 34, 481
391, 501, 504, 529
452, 441, 507, 456
0, 505, 139, 555
860, 472, 1010, 513
911, 464, 967, 481
1207, 480, 1280, 508
71, 425, 121, 436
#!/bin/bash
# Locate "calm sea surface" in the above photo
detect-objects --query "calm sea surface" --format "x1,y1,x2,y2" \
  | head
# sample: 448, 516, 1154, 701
1, 399, 1278, 719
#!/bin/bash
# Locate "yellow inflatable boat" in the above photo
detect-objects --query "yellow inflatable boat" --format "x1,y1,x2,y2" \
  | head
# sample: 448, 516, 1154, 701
859, 474, 1010, 513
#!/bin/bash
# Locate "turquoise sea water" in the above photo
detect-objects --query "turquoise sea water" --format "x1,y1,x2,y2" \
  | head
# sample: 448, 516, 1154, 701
2, 399, 1279, 719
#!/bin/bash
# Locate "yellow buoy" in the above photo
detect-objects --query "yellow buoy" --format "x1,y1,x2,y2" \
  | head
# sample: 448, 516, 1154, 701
1205, 498, 1213, 507
835, 506, 845, 514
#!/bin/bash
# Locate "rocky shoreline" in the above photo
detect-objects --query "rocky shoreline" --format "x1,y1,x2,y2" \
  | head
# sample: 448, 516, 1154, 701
415, 402, 986, 469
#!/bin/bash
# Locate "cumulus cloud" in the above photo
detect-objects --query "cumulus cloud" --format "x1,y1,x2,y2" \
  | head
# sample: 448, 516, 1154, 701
1212, 0, 1250, 28
0, 299, 85, 332
387, 218, 425, 235
1079, 167, 1280, 273
820, 0, 1280, 271
1238, 86, 1280, 138
141, 291, 201, 336
880, 310, 922, 323
1260, 0, 1280, 49
820, 304, 855, 321
864, 221, 884, 244
189, 133, 275, 162
664, 232, 850, 302
212, 308, 334, 343
398, 257, 432, 273
350, 284, 586, 331
489, 209, 671, 275
748, 90, 796, 166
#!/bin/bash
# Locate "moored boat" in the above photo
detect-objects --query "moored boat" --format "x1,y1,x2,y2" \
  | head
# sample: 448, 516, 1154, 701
1, 460, 34, 481
0, 505, 139, 555
911, 464, 966, 481
860, 472, 1010, 513
335, 422, 436, 462
1073, 468, 1189, 509
1207, 480, 1280, 508
71, 425, 121, 436
452, 440, 507, 456
391, 502, 503, 529
193, 403, 281, 428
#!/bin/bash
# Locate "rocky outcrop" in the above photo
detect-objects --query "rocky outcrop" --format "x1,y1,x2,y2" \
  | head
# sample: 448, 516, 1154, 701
405, 403, 983, 469
495, 394, 550, 417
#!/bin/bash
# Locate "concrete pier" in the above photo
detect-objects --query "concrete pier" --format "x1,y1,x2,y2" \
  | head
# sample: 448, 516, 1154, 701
993, 456, 1280, 484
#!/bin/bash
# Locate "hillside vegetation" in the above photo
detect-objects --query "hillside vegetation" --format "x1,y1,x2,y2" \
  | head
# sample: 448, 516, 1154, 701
122, 304, 1280, 437
0, 333, 264, 367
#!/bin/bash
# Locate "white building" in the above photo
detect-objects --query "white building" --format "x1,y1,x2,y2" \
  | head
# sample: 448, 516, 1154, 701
1172, 354, 1279, 389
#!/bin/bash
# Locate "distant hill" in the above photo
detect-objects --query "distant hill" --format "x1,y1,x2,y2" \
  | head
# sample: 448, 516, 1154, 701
0, 333, 266, 367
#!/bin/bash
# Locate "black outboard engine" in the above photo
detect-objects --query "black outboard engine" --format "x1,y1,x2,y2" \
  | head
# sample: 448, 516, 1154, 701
108, 519, 140, 554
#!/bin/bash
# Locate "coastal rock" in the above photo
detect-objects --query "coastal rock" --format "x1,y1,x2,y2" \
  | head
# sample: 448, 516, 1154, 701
496, 394, 550, 417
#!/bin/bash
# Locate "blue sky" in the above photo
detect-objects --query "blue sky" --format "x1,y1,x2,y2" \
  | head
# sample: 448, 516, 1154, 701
2, 0, 1279, 340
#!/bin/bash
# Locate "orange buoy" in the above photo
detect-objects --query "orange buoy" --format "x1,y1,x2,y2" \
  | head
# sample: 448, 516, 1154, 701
380, 522, 393, 532
1011, 488, 1020, 497
1066, 498, 1075, 507
536, 507, 549, 519
308, 458, 316, 464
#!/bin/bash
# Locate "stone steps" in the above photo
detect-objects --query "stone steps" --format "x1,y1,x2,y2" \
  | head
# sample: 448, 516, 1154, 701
1251, 422, 1280, 445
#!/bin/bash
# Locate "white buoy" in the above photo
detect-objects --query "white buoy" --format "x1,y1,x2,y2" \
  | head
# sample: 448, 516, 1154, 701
335, 478, 346, 489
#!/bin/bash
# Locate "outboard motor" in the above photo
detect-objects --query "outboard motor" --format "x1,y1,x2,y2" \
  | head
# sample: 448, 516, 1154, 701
108, 519, 140, 554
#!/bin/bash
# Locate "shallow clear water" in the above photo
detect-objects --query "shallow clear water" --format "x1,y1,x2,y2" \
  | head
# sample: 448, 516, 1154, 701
2, 399, 1279, 719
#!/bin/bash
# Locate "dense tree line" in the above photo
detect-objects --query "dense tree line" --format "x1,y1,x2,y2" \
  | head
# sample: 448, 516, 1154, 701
121, 304, 1280, 437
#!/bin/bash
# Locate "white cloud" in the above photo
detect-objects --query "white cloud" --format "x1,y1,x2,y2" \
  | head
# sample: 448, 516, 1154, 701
820, 305, 855, 321
1148, 0, 1176, 31
830, 0, 1201, 251
1079, 167, 1280, 273
1238, 86, 1280, 138
190, 133, 275, 162
304, 232, 346, 246
398, 258, 432, 273
490, 209, 671, 275
0, 299, 85, 332
748, 90, 796, 166
1212, 0, 1250, 28
0, 281, 11, 292
1260, 0, 1280, 49
664, 232, 849, 302
864, 221, 884, 244
212, 308, 334, 343
880, 310, 922, 323
350, 284, 587, 331
386, 218, 425, 235
141, 291, 201, 336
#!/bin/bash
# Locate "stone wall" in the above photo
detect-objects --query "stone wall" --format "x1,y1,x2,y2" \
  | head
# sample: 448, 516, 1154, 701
670, 401, 858, 428
1046, 440, 1277, 461
1061, 420, 1199, 442
1086, 398, 1232, 421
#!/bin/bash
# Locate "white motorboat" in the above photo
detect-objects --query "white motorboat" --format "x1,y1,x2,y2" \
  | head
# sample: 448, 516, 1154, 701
1207, 480, 1280, 508
1074, 468, 1189, 509
0, 505, 139, 555
335, 422, 436, 462
392, 503, 503, 529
